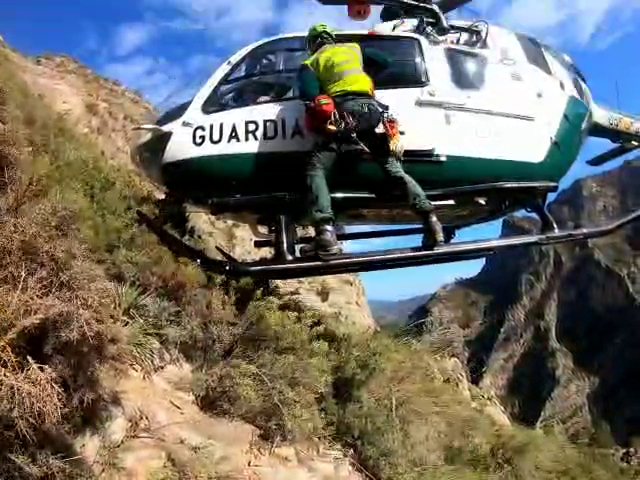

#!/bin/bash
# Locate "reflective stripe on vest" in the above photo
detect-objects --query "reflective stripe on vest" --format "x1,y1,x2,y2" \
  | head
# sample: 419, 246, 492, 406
304, 43, 374, 97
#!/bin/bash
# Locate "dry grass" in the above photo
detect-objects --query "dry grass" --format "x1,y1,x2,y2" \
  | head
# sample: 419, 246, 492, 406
0, 49, 132, 477
0, 47, 204, 477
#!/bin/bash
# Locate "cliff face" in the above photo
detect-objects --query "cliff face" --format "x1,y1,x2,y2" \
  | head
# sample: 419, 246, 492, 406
8, 47, 375, 332
414, 159, 640, 447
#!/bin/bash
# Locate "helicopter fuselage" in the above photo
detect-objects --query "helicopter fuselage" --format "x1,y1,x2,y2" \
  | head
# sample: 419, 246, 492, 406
132, 20, 602, 229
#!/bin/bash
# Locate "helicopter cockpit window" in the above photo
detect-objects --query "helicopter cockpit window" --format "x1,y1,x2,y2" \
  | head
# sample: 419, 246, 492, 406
445, 47, 488, 90
202, 37, 307, 114
202, 34, 427, 114
539, 43, 589, 102
156, 99, 193, 126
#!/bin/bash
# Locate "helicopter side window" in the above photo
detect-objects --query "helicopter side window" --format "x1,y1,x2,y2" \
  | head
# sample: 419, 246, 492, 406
444, 47, 488, 90
157, 99, 193, 126
516, 34, 553, 76
540, 43, 589, 103
336, 35, 428, 88
202, 37, 307, 114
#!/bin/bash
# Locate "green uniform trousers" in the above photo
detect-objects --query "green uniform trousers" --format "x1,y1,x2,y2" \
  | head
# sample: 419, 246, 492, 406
305, 96, 434, 225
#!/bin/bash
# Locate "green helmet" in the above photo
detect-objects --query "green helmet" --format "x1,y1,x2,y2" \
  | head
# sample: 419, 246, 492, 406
306, 23, 335, 52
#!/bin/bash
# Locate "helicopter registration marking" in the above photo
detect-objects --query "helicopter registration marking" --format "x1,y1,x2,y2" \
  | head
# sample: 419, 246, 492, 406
192, 118, 306, 147
608, 114, 640, 135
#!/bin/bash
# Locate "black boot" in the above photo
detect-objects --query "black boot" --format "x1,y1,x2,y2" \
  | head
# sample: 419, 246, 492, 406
300, 223, 342, 257
422, 212, 445, 250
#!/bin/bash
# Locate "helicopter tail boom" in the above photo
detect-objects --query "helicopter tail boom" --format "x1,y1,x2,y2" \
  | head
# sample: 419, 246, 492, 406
588, 104, 640, 143
586, 104, 640, 166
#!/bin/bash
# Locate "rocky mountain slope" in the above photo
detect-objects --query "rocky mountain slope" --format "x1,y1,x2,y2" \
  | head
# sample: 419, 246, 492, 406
414, 158, 640, 448
1, 33, 637, 479
5, 38, 376, 334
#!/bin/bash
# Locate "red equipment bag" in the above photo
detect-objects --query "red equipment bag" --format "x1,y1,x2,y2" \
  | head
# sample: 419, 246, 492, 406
305, 95, 337, 134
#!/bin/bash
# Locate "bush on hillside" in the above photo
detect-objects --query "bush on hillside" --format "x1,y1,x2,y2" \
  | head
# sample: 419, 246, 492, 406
0, 47, 207, 477
187, 293, 634, 480
0, 53, 124, 478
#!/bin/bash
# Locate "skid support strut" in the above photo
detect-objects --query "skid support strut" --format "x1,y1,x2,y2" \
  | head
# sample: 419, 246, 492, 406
272, 215, 297, 261
530, 203, 559, 234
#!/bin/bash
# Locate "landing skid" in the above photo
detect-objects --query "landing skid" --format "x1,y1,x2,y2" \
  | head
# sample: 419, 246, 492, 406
137, 209, 640, 281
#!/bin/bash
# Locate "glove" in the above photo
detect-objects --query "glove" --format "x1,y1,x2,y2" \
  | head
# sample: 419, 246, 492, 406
304, 95, 337, 135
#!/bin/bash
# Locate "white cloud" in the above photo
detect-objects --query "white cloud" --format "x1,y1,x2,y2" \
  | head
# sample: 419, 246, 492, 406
99, 0, 640, 107
112, 22, 158, 57
102, 53, 219, 107
139, 0, 381, 51
474, 0, 640, 50
129, 0, 640, 63
276, 0, 382, 35
98, 0, 384, 106
143, 0, 279, 48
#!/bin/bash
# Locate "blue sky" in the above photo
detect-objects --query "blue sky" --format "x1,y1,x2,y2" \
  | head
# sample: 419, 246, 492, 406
2, 0, 639, 301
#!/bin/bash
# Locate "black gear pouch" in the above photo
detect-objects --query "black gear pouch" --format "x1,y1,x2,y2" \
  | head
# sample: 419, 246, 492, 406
335, 97, 382, 132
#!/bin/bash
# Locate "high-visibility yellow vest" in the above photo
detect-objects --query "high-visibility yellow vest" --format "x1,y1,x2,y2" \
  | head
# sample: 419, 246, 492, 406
303, 43, 374, 97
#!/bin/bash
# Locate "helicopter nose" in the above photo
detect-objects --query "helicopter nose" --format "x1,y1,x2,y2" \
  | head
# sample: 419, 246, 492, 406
129, 124, 172, 189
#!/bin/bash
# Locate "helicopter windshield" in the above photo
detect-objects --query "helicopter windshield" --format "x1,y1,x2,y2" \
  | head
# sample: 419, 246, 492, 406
201, 37, 307, 113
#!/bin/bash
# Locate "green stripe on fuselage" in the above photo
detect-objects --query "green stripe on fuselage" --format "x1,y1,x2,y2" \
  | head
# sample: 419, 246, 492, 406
163, 97, 589, 198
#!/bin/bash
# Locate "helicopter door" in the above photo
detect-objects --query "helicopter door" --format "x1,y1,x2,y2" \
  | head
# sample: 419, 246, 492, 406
163, 36, 315, 170
416, 37, 548, 164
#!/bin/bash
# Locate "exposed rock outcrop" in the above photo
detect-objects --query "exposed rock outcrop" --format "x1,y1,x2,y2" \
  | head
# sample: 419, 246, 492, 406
76, 364, 362, 479
9, 52, 155, 173
413, 159, 640, 446
186, 207, 376, 331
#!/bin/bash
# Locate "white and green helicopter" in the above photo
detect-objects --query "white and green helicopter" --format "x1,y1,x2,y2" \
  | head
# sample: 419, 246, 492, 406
131, 0, 640, 280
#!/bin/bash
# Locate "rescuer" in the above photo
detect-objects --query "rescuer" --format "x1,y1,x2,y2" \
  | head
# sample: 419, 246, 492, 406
297, 23, 444, 257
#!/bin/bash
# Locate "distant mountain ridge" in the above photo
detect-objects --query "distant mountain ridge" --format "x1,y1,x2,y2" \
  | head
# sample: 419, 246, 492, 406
411, 158, 640, 448
369, 293, 433, 326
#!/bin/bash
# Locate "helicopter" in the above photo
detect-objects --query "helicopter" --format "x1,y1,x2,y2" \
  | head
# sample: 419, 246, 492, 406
130, 0, 640, 281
